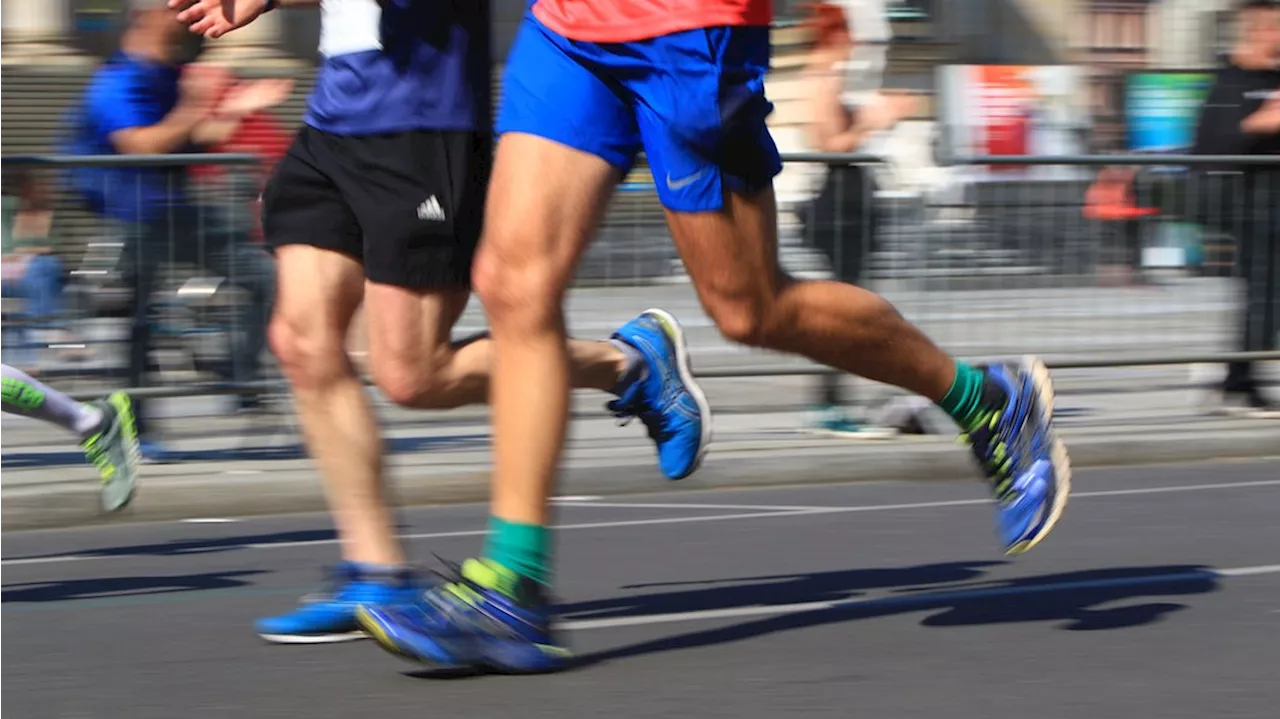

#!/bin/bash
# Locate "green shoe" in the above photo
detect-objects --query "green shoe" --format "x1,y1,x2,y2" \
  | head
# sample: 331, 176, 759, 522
808, 406, 898, 439
81, 392, 141, 512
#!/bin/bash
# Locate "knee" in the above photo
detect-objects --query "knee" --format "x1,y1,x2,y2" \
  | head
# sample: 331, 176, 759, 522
370, 351, 451, 409
472, 231, 565, 331
268, 311, 349, 390
709, 301, 772, 347
702, 276, 794, 348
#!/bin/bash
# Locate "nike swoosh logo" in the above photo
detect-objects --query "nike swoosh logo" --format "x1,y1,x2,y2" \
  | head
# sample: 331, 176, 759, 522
665, 170, 705, 191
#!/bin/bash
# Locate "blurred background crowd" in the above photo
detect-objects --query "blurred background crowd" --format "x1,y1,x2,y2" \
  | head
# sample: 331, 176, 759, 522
1, 0, 1277, 457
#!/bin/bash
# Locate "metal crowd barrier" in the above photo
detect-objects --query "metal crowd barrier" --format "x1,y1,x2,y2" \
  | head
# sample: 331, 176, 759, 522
1, 153, 268, 400
1, 152, 1277, 407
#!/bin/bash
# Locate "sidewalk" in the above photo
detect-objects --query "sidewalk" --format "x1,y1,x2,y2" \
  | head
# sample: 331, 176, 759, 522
3, 368, 1278, 530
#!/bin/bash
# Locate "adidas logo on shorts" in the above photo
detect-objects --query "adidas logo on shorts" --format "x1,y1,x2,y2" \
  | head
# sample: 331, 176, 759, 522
416, 196, 446, 222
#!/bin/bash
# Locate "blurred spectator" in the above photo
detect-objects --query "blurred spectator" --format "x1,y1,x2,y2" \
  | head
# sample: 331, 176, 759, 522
1192, 0, 1280, 416
825, 0, 891, 107
1083, 166, 1160, 285
187, 67, 294, 244
61, 0, 286, 456
1, 169, 71, 371
800, 1, 917, 435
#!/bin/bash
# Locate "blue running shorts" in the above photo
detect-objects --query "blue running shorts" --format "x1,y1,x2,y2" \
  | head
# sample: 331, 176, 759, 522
497, 13, 783, 213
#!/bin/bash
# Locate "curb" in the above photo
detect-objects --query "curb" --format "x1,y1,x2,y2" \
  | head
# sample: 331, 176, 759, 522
4, 425, 1279, 532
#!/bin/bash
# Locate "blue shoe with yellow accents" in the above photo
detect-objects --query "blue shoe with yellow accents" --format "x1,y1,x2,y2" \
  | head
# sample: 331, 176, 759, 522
609, 309, 711, 480
961, 356, 1072, 555
357, 558, 570, 673
255, 563, 419, 644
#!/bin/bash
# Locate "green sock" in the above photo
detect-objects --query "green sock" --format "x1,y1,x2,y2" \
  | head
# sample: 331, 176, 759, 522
483, 516, 551, 586
937, 362, 988, 429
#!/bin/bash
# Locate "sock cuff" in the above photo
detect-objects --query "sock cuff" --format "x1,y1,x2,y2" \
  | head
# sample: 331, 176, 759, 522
609, 339, 647, 396
484, 517, 552, 586
938, 362, 988, 428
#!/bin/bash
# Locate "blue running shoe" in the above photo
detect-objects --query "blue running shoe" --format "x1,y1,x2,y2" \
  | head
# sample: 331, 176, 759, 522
609, 309, 711, 480
357, 558, 570, 673
961, 356, 1072, 555
256, 563, 419, 644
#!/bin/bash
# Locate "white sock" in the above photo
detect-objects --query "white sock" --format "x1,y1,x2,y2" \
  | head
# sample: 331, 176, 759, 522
1, 364, 105, 438
609, 339, 648, 395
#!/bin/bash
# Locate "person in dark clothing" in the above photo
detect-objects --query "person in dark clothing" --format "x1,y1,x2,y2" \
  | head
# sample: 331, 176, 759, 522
801, 2, 917, 434
1192, 0, 1280, 416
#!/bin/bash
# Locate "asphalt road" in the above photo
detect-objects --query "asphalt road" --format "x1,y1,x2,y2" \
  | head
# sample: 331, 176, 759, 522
4, 459, 1279, 719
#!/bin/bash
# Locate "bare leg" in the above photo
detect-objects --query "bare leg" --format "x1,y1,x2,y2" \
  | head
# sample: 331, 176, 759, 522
472, 134, 621, 526
666, 186, 1073, 553
667, 188, 956, 402
363, 283, 628, 410
269, 245, 403, 566
274, 244, 630, 568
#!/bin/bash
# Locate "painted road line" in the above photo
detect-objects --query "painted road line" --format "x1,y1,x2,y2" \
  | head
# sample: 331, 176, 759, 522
5, 478, 1279, 567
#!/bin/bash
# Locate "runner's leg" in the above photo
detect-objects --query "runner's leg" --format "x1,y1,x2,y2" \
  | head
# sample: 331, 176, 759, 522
364, 282, 631, 408
669, 188, 955, 401
1, 363, 139, 511
641, 26, 1069, 555
1, 363, 103, 435
357, 15, 712, 672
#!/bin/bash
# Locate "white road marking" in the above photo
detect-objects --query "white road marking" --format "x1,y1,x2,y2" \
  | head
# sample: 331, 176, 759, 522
553, 496, 605, 502
179, 518, 239, 524
560, 562, 1280, 632
554, 501, 834, 511
1065, 479, 1280, 498
251, 509, 820, 553
1215, 564, 1280, 577
3, 478, 1279, 567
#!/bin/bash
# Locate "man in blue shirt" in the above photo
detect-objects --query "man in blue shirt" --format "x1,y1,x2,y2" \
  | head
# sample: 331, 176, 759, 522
174, 0, 701, 646
69, 0, 279, 451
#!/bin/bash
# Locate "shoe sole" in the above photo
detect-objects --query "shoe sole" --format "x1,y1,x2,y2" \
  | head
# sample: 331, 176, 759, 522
642, 308, 713, 479
357, 607, 570, 674
1006, 355, 1072, 556
258, 631, 367, 644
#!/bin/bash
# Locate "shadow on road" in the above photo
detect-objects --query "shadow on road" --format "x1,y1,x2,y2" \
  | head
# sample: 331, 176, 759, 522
571, 563, 1220, 668
561, 561, 1004, 619
5, 528, 344, 562
1, 569, 266, 604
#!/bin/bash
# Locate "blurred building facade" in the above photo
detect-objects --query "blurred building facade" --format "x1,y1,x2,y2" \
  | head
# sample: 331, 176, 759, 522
0, 0, 1252, 286
0, 1, 1248, 159
1072, 0, 1158, 151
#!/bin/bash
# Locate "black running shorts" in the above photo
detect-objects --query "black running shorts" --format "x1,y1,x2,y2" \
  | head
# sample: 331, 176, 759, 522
262, 126, 492, 289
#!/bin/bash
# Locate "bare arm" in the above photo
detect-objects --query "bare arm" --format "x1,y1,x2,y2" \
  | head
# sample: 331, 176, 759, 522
806, 65, 865, 153
173, 0, 320, 39
190, 77, 296, 147
1241, 95, 1280, 136
805, 61, 917, 154
190, 117, 242, 147
108, 103, 209, 156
